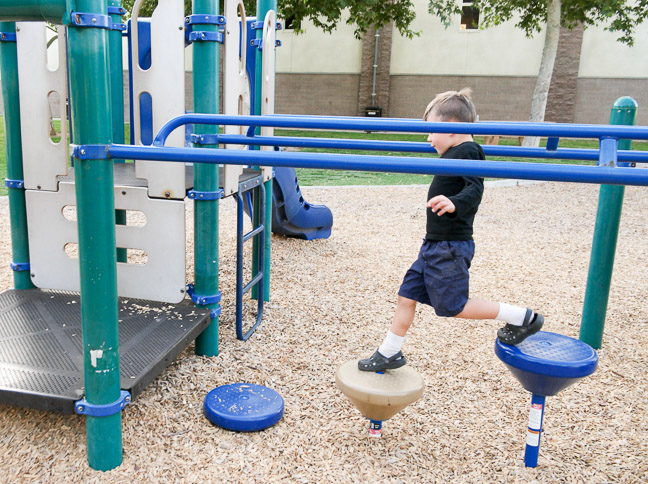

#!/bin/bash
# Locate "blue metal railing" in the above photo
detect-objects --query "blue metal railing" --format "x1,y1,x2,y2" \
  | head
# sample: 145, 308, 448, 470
214, 134, 648, 164
152, 114, 648, 146
108, 144, 648, 186
100, 114, 648, 187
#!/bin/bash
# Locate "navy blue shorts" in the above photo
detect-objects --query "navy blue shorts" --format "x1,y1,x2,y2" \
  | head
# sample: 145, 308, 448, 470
398, 239, 474, 317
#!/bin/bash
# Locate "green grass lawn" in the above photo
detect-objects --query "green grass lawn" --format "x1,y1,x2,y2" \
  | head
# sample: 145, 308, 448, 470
2, 121, 647, 195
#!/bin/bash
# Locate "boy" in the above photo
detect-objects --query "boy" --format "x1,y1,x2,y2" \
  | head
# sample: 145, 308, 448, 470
359, 88, 544, 372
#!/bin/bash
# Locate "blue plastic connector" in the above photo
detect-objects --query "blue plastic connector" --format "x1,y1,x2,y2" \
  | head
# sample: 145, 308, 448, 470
190, 133, 220, 145
0, 32, 16, 42
4, 178, 24, 189
75, 391, 131, 417
250, 38, 281, 50
71, 144, 110, 160
107, 6, 126, 16
250, 21, 282, 30
189, 31, 223, 43
188, 189, 224, 201
186, 283, 222, 306
70, 12, 112, 30
185, 14, 226, 26
10, 262, 30, 272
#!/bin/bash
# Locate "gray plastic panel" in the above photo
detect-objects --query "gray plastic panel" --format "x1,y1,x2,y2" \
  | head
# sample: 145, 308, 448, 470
0, 289, 210, 414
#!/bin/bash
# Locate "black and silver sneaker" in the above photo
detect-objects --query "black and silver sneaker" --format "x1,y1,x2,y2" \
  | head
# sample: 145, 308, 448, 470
358, 350, 407, 372
497, 309, 544, 345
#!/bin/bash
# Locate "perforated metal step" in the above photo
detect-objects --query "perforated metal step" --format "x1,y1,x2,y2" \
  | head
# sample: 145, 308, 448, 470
0, 289, 210, 414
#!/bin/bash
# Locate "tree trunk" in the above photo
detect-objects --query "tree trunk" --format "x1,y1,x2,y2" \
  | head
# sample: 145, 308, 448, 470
523, 0, 561, 147
545, 24, 584, 123
357, 22, 393, 117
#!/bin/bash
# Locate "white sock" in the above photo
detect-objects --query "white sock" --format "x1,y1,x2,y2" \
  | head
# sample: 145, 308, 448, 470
496, 303, 528, 326
378, 331, 404, 358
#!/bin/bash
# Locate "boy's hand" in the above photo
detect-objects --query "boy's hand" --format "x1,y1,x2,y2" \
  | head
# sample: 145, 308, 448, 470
427, 195, 455, 216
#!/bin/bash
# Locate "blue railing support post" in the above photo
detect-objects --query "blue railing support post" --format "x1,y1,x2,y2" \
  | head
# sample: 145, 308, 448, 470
580, 97, 638, 349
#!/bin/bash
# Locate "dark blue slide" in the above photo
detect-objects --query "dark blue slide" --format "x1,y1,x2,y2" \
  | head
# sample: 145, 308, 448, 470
272, 167, 333, 240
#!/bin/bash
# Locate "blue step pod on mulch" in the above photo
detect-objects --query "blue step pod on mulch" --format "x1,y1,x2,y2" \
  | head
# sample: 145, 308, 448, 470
204, 383, 284, 432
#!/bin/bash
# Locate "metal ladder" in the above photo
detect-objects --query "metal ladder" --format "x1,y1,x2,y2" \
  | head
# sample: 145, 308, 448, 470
235, 173, 266, 341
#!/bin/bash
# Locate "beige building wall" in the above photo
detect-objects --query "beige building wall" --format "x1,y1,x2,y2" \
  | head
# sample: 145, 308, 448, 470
276, 21, 362, 73
274, 20, 362, 116
389, 10, 545, 76
579, 25, 648, 78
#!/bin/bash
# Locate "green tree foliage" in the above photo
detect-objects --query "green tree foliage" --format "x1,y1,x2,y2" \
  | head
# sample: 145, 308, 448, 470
427, 0, 648, 46
120, 0, 417, 38
279, 0, 417, 38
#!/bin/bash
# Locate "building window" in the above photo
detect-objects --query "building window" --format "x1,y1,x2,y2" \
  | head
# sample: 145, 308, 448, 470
284, 15, 301, 31
460, 1, 479, 30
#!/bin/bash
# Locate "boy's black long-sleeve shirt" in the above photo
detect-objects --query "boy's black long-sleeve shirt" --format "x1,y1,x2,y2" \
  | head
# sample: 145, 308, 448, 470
426, 141, 485, 241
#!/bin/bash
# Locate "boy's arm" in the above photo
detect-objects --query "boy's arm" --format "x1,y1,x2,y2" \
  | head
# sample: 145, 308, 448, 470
448, 176, 484, 217
427, 177, 483, 217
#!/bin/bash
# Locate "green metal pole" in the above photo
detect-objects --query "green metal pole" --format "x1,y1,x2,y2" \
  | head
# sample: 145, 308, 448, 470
108, 0, 127, 263
252, 0, 276, 302
68, 0, 123, 470
0, 0, 68, 23
579, 97, 637, 349
0, 21, 35, 290
193, 0, 220, 356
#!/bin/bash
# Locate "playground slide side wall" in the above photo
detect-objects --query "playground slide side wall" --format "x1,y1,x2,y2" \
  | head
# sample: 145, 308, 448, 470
271, 167, 333, 240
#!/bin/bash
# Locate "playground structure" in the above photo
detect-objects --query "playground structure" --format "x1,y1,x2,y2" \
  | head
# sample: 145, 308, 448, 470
1, 0, 648, 474
0, 0, 296, 471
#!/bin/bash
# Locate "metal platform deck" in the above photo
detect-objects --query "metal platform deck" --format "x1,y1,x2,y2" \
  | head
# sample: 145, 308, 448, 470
0, 289, 211, 414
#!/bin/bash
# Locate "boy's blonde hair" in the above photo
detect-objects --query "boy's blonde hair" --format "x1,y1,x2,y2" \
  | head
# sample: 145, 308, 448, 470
423, 88, 477, 123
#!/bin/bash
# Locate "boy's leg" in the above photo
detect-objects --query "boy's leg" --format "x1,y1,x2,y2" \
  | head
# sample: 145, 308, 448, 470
455, 299, 531, 325
358, 296, 415, 371
454, 299, 500, 319
389, 295, 417, 337
455, 299, 544, 344
377, 295, 416, 356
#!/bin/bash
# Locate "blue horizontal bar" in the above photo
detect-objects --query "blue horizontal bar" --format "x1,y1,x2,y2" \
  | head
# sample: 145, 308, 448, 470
215, 134, 648, 163
243, 225, 264, 243
242, 272, 263, 295
108, 144, 648, 187
483, 145, 645, 163
218, 134, 437, 153
153, 114, 648, 147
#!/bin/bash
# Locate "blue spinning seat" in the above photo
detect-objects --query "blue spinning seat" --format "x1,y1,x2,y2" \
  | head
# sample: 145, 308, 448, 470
494, 331, 598, 468
495, 331, 598, 396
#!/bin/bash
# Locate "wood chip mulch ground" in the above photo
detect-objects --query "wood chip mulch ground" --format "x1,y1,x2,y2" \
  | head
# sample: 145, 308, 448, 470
0, 181, 647, 482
